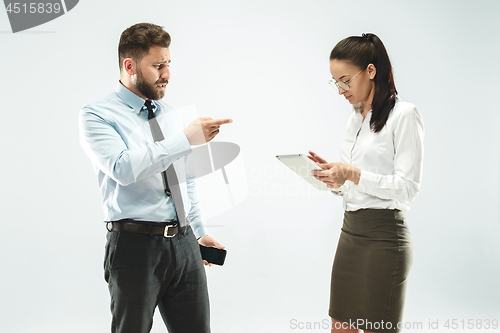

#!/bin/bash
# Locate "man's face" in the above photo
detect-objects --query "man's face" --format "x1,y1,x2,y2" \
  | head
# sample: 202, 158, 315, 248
133, 45, 171, 100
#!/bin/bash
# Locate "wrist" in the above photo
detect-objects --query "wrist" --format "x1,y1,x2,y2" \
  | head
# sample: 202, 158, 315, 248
346, 165, 361, 184
182, 129, 192, 145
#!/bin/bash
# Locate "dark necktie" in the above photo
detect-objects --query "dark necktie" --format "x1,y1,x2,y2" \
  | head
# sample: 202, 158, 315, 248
145, 100, 187, 233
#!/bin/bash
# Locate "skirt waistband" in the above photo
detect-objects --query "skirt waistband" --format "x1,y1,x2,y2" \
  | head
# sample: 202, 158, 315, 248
342, 208, 409, 241
345, 208, 405, 220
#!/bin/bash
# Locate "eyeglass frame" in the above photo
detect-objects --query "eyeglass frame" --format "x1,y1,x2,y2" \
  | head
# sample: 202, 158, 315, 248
328, 68, 366, 91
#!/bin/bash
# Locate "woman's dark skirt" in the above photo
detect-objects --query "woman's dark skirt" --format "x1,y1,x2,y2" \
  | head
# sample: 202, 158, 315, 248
329, 209, 414, 333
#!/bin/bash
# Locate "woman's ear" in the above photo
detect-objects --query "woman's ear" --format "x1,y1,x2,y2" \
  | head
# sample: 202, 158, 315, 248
367, 63, 376, 80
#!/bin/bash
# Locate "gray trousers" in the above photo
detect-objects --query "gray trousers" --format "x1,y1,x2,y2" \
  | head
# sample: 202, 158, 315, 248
104, 225, 210, 333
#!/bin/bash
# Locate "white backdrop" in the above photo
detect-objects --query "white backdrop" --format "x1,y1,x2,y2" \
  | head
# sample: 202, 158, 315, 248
1, 1, 499, 332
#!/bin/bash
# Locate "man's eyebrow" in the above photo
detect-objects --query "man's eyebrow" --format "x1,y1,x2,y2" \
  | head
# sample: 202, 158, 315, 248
153, 60, 171, 64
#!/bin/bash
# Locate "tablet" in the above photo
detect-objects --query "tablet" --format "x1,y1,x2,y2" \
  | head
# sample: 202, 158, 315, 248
276, 154, 330, 191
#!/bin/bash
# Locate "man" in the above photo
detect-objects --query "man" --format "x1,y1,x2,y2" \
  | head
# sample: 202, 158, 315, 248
79, 23, 232, 333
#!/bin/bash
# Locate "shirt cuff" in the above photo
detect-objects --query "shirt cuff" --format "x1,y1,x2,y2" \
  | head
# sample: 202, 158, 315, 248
357, 170, 377, 195
158, 131, 192, 160
190, 220, 208, 239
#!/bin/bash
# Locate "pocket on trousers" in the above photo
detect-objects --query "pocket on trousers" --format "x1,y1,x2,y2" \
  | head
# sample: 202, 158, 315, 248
103, 237, 111, 283
103, 231, 120, 282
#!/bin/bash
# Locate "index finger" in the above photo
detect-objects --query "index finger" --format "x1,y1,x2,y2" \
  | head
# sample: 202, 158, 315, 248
208, 118, 233, 126
311, 169, 328, 176
309, 150, 326, 162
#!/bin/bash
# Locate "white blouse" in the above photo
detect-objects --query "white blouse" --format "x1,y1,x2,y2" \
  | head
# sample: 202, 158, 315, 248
333, 98, 424, 212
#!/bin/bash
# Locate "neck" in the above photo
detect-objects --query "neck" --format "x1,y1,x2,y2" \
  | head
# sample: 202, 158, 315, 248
120, 75, 147, 100
360, 84, 375, 120
361, 109, 369, 121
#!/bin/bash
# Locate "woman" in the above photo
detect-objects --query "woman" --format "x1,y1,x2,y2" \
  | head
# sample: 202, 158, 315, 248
310, 33, 424, 333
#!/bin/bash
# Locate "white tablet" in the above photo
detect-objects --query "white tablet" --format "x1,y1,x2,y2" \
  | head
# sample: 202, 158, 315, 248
276, 154, 330, 191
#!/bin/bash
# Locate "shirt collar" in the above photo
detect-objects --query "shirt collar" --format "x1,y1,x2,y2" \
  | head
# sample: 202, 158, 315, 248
353, 96, 399, 121
115, 81, 157, 115
354, 108, 372, 122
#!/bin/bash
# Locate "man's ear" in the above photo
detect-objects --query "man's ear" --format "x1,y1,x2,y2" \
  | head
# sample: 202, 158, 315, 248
367, 63, 376, 80
123, 58, 136, 76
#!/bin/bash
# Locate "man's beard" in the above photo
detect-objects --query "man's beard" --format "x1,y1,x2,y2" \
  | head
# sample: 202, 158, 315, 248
135, 67, 168, 100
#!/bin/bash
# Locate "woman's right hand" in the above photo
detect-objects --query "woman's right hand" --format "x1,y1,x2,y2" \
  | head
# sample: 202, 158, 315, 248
307, 150, 328, 169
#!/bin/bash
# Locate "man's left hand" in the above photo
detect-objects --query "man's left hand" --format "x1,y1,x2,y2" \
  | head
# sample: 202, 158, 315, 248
197, 235, 225, 267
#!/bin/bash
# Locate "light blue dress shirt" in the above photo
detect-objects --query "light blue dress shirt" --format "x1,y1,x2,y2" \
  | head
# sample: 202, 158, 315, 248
79, 82, 207, 238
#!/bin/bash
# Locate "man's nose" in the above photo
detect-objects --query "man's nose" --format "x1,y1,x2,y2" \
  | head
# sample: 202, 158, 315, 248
160, 66, 170, 80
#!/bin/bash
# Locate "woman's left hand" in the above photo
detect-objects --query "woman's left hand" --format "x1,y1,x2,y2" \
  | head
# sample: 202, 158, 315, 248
311, 162, 360, 188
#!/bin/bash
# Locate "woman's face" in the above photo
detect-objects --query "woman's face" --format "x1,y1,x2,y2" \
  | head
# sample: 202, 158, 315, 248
329, 59, 376, 107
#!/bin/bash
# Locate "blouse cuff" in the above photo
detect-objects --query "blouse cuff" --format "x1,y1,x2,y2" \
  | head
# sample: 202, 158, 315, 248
330, 184, 347, 196
357, 170, 378, 195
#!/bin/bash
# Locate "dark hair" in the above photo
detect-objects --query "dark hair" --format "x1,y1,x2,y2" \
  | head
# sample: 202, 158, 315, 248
118, 23, 171, 71
330, 33, 397, 133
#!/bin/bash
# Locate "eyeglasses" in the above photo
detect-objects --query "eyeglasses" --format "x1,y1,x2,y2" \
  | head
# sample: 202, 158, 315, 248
328, 69, 364, 91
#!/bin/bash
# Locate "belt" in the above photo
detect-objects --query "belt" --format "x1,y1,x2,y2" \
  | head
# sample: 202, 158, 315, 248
107, 221, 182, 238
